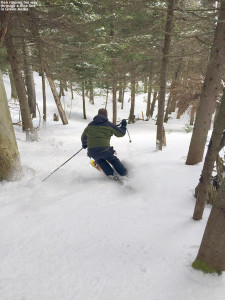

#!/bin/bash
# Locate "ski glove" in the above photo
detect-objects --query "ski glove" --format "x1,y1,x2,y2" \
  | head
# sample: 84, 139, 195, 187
121, 119, 127, 127
82, 144, 87, 149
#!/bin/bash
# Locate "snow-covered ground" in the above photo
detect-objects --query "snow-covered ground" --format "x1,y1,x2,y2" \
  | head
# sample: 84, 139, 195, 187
1, 74, 224, 300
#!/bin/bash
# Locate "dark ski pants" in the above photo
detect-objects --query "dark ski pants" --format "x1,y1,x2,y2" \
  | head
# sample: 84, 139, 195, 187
88, 147, 127, 176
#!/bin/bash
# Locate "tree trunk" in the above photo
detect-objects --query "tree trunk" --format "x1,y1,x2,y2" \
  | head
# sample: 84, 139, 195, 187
29, 11, 68, 125
22, 39, 36, 118
0, 70, 22, 180
64, 81, 68, 92
192, 178, 225, 275
163, 126, 166, 146
146, 76, 152, 119
176, 108, 181, 119
110, 14, 117, 124
0, 11, 10, 46
169, 96, 176, 114
167, 50, 184, 116
41, 71, 47, 123
186, 0, 225, 165
135, 82, 139, 92
118, 81, 123, 103
59, 81, 65, 99
44, 67, 68, 124
164, 94, 172, 122
112, 74, 117, 124
121, 78, 126, 110
105, 89, 109, 109
8, 69, 17, 100
89, 81, 94, 104
150, 91, 158, 118
82, 83, 87, 119
128, 72, 136, 123
144, 77, 148, 93
193, 90, 225, 220
4, 22, 37, 141
190, 102, 198, 126
70, 82, 74, 100
156, 0, 175, 150
85, 86, 89, 97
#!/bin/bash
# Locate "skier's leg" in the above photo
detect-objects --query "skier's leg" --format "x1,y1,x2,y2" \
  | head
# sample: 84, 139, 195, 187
107, 156, 127, 176
96, 158, 114, 176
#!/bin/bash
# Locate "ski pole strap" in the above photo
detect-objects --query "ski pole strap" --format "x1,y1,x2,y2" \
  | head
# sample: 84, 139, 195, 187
42, 148, 83, 182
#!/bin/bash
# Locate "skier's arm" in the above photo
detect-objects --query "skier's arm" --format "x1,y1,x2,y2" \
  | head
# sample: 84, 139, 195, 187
81, 128, 88, 148
110, 121, 126, 137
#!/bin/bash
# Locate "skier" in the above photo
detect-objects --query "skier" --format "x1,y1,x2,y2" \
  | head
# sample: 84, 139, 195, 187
81, 108, 127, 179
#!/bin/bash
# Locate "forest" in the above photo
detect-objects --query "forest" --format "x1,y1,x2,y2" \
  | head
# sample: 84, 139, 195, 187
1, 0, 225, 299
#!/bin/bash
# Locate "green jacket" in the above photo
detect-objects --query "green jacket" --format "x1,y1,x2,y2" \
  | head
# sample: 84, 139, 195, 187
81, 114, 126, 149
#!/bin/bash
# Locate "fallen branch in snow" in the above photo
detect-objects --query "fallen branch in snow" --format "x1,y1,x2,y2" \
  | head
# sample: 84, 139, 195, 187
12, 121, 22, 126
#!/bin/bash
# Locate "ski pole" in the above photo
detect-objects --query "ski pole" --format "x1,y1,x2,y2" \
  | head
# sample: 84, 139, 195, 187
42, 148, 83, 182
126, 128, 132, 143
116, 121, 132, 143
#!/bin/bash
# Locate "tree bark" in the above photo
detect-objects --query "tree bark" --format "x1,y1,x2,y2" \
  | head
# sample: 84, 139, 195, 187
44, 68, 69, 123
0, 70, 22, 180
4, 22, 37, 141
8, 69, 17, 100
59, 81, 65, 99
89, 81, 94, 104
121, 78, 126, 110
193, 89, 225, 220
169, 95, 176, 114
82, 83, 87, 119
85, 85, 89, 97
112, 74, 117, 124
128, 72, 136, 123
105, 89, 109, 109
22, 39, 36, 118
150, 91, 158, 118
190, 102, 198, 126
167, 50, 184, 116
64, 81, 68, 92
176, 108, 181, 119
0, 11, 10, 46
70, 82, 74, 100
146, 76, 152, 119
156, 0, 175, 150
144, 77, 148, 93
110, 14, 117, 124
192, 178, 225, 274
118, 81, 123, 103
164, 96, 172, 122
186, 0, 225, 165
41, 71, 47, 123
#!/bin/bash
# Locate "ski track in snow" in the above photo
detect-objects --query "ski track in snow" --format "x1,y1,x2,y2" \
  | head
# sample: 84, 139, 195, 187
0, 74, 225, 300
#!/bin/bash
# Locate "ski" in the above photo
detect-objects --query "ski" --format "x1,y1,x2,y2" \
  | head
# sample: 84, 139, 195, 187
90, 159, 125, 185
